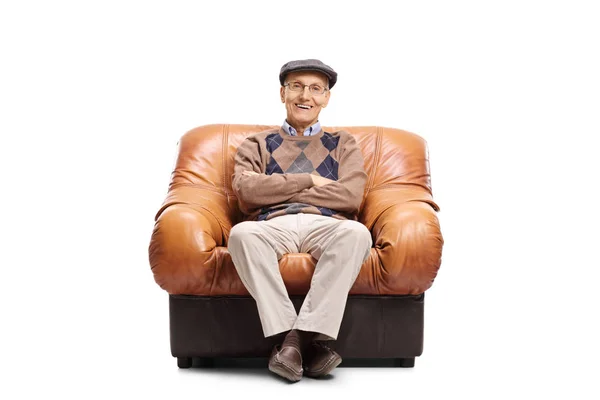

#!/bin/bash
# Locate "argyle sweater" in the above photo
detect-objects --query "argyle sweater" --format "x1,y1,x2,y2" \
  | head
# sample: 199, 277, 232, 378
232, 127, 367, 221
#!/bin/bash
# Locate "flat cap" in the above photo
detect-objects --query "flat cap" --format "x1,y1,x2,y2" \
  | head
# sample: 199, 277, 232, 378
279, 59, 338, 89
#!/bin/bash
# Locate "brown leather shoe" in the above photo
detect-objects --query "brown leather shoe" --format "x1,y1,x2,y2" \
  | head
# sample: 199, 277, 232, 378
268, 345, 303, 382
303, 341, 342, 378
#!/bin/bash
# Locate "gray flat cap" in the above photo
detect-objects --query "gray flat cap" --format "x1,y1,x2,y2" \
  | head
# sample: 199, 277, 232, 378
279, 59, 338, 89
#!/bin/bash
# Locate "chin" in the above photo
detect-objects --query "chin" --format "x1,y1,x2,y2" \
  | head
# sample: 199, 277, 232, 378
296, 114, 318, 122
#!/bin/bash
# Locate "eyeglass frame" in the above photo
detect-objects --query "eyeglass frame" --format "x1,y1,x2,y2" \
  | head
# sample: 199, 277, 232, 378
283, 81, 330, 95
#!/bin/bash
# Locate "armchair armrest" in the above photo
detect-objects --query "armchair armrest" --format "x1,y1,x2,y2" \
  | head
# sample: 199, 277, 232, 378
149, 185, 230, 294
363, 188, 443, 294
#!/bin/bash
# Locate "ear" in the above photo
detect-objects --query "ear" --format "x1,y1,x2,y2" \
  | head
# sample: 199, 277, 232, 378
321, 90, 331, 108
280, 86, 285, 103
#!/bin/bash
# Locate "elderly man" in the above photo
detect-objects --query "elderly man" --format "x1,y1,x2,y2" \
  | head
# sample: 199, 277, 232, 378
228, 59, 372, 382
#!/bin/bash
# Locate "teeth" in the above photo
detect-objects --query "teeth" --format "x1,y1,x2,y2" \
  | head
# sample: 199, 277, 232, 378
297, 104, 312, 109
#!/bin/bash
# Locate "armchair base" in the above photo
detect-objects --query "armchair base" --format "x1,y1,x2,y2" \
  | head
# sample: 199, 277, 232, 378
176, 356, 416, 368
169, 293, 424, 366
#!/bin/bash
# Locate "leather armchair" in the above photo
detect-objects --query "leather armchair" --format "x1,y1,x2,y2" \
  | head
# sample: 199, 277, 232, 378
149, 124, 443, 368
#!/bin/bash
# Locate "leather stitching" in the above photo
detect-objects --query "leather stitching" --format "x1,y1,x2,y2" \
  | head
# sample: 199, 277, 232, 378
366, 126, 382, 194
222, 124, 229, 199
308, 354, 338, 374
305, 345, 340, 374
272, 347, 303, 374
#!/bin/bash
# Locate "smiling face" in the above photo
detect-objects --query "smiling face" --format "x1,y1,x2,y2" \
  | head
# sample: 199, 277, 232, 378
280, 71, 330, 134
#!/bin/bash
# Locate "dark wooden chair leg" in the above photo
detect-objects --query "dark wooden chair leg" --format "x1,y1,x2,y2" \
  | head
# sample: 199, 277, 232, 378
177, 357, 192, 368
394, 357, 415, 367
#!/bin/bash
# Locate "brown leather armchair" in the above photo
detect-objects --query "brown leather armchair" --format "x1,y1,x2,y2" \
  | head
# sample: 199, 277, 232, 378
149, 124, 443, 368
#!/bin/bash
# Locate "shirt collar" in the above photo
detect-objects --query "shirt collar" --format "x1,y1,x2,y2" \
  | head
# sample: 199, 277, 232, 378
282, 120, 321, 137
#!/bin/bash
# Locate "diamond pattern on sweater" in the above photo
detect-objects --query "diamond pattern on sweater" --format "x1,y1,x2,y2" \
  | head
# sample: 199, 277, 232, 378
266, 133, 283, 153
272, 141, 302, 171
295, 141, 310, 150
321, 133, 339, 152
317, 207, 335, 216
287, 152, 314, 173
266, 158, 284, 175
316, 154, 339, 180
266, 135, 339, 178
258, 131, 347, 220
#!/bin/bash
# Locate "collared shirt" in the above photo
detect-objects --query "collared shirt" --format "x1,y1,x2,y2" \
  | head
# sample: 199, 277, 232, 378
282, 120, 321, 137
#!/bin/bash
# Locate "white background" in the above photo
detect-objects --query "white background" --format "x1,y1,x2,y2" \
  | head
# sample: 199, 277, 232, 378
1, 0, 599, 398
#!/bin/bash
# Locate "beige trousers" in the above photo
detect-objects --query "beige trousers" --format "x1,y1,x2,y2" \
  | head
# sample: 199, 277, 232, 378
228, 213, 372, 341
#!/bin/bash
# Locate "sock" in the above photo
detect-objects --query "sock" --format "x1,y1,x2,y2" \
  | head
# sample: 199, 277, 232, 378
282, 329, 315, 351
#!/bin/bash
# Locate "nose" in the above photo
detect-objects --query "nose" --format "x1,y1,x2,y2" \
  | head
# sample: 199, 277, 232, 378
299, 86, 312, 100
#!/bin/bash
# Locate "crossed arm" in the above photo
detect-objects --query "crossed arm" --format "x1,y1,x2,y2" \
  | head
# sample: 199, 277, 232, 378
232, 134, 367, 216
242, 170, 334, 186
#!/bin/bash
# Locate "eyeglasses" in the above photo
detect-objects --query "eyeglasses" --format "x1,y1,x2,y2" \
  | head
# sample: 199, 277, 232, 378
284, 81, 329, 95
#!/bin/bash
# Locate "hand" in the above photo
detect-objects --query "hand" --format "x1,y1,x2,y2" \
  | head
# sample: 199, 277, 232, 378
242, 170, 259, 176
311, 175, 335, 187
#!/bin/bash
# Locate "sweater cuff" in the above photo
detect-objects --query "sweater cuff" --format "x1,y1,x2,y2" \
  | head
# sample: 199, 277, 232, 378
295, 173, 314, 190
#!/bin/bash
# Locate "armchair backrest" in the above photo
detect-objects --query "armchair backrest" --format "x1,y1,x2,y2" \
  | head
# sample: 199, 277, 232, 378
160, 124, 439, 234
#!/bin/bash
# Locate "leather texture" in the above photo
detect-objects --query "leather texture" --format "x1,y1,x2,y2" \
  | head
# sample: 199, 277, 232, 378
268, 345, 303, 382
149, 124, 443, 296
303, 341, 342, 377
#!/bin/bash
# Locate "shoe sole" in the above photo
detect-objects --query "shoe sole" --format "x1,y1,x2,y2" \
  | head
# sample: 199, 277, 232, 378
304, 354, 342, 378
268, 360, 303, 382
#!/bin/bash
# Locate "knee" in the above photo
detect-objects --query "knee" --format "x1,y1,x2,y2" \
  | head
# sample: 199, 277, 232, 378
228, 221, 260, 247
339, 221, 373, 247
